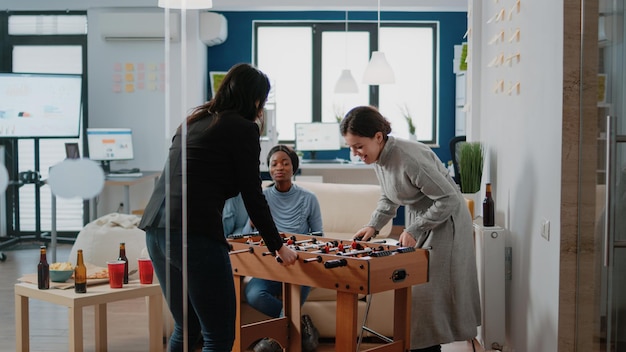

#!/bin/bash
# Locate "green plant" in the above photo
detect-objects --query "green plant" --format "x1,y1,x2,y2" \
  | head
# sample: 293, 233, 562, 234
399, 104, 416, 135
459, 142, 484, 193
333, 104, 345, 123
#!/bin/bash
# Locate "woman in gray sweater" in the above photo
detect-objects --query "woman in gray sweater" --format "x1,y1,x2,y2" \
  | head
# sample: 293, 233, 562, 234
340, 105, 481, 352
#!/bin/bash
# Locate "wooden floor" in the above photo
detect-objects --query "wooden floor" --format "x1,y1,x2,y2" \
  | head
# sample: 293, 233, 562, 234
0, 241, 484, 352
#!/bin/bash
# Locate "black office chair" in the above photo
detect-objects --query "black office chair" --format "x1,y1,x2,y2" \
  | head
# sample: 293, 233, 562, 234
449, 135, 466, 185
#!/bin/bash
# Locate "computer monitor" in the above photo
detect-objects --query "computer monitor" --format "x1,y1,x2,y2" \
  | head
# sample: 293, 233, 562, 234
294, 122, 342, 160
86, 128, 134, 173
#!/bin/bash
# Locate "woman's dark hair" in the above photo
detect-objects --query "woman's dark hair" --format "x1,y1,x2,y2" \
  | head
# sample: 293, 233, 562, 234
266, 144, 299, 174
340, 105, 392, 140
188, 63, 271, 124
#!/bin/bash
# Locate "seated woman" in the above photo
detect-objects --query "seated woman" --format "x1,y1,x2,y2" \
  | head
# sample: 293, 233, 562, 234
240, 145, 323, 352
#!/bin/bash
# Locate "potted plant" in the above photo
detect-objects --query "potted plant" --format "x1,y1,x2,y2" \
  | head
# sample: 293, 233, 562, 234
458, 141, 484, 218
399, 104, 416, 140
333, 103, 345, 123
458, 141, 484, 193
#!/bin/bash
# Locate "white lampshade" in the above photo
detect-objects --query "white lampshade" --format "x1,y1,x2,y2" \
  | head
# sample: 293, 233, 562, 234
158, 0, 213, 9
334, 69, 359, 94
363, 51, 395, 85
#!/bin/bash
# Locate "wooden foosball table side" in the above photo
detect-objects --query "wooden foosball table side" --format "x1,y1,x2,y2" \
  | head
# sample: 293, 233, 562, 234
229, 234, 429, 352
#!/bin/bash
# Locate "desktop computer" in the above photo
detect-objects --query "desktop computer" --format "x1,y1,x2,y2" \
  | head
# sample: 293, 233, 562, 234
86, 128, 141, 176
295, 122, 344, 163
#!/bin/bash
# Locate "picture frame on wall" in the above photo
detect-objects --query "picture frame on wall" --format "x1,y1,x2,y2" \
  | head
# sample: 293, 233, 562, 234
209, 71, 227, 98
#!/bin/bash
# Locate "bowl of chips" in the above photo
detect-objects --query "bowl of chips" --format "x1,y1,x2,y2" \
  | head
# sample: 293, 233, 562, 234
49, 262, 74, 282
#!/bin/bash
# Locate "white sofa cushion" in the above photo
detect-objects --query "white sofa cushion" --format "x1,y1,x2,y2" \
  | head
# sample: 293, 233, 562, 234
293, 181, 392, 240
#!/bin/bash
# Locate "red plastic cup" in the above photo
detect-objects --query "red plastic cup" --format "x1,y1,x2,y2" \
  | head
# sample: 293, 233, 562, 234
107, 260, 126, 288
137, 258, 154, 284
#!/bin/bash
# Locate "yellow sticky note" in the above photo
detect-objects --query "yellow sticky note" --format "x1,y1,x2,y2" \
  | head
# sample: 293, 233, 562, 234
125, 63, 135, 71
125, 73, 134, 82
125, 84, 134, 93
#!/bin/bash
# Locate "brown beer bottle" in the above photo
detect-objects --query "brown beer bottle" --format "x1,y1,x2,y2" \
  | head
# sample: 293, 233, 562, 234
118, 242, 129, 284
74, 249, 87, 293
483, 183, 495, 227
37, 246, 50, 290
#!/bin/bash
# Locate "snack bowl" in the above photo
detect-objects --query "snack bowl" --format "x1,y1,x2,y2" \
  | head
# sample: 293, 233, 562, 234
50, 269, 74, 282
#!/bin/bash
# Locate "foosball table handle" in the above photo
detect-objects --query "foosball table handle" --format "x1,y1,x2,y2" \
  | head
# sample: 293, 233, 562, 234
324, 258, 348, 269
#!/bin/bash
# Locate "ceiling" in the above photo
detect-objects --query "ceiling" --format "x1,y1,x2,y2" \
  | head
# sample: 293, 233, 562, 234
210, 0, 468, 12
1, 0, 467, 12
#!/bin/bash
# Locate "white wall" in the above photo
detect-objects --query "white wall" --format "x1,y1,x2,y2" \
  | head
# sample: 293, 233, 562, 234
87, 7, 207, 214
469, 0, 564, 351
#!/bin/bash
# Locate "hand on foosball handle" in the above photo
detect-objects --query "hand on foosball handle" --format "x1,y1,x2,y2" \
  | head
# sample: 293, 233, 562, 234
353, 226, 378, 242
276, 255, 299, 264
276, 245, 298, 266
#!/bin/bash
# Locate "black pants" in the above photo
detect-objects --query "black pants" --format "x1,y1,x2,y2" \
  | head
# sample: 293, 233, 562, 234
411, 345, 441, 352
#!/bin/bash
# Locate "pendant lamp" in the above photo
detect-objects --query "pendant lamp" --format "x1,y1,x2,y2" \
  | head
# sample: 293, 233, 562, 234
158, 0, 213, 9
334, 11, 359, 94
363, 0, 395, 85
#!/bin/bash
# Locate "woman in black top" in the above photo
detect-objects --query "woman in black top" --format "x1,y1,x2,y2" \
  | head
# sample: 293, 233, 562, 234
139, 63, 298, 352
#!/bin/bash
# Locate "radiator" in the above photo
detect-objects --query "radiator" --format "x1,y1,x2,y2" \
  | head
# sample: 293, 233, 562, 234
474, 223, 506, 350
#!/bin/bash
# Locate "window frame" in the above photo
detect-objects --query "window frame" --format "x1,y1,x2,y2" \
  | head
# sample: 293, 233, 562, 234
253, 20, 439, 145
0, 11, 88, 239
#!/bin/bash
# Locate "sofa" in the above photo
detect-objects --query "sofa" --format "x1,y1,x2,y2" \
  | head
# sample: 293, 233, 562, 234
68, 180, 398, 340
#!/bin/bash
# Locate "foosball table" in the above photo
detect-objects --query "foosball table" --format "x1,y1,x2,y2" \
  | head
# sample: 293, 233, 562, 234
228, 233, 429, 352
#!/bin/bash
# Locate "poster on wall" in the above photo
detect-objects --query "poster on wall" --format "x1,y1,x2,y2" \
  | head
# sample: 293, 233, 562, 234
210, 71, 227, 98
112, 62, 165, 94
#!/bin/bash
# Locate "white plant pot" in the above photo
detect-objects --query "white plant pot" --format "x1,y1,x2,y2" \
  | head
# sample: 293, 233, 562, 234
462, 191, 481, 219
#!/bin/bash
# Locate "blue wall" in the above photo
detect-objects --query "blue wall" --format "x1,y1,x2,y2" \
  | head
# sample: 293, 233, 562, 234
207, 11, 467, 164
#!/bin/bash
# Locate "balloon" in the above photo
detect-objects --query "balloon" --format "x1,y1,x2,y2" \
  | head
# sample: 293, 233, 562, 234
48, 159, 105, 199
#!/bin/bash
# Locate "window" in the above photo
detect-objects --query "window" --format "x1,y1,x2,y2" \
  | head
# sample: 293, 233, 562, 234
255, 21, 438, 144
3, 13, 87, 235
256, 25, 313, 141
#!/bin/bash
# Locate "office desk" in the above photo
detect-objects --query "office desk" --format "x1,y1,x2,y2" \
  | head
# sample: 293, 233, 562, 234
101, 171, 161, 217
298, 162, 378, 184
14, 281, 163, 352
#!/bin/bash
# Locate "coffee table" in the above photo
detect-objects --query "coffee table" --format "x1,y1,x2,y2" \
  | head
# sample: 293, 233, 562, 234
14, 280, 163, 352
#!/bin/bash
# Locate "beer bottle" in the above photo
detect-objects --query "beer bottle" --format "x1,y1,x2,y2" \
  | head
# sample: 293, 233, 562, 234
483, 183, 495, 227
74, 249, 87, 293
118, 242, 129, 284
37, 246, 50, 290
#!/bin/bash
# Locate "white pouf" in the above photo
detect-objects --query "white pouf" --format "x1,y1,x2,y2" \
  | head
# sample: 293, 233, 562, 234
68, 212, 146, 272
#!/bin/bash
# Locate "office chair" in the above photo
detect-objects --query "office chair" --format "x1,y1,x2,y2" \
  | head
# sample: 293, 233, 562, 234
449, 135, 467, 185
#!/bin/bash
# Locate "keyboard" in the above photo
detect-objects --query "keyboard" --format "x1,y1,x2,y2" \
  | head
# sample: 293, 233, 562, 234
300, 159, 348, 164
109, 168, 141, 174
107, 172, 143, 178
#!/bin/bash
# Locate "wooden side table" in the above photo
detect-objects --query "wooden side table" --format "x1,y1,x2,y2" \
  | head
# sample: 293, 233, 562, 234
14, 281, 163, 352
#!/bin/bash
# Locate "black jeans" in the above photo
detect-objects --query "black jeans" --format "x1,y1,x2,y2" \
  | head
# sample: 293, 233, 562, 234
146, 228, 236, 352
411, 345, 441, 352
